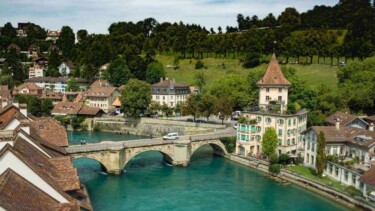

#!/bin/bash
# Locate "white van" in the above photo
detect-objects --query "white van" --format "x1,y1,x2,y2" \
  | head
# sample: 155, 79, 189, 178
163, 132, 179, 140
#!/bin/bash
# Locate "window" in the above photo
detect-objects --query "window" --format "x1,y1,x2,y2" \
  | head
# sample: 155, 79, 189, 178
307, 142, 310, 150
266, 118, 272, 123
344, 171, 349, 181
256, 135, 261, 141
287, 139, 290, 145
266, 96, 270, 101
278, 129, 282, 136
277, 119, 284, 125
278, 96, 282, 101
352, 175, 356, 185
163, 96, 165, 100
335, 167, 339, 176
279, 88, 282, 93
288, 119, 291, 126
306, 153, 310, 163
278, 139, 282, 145
329, 164, 333, 174
266, 88, 270, 92
311, 143, 315, 152
292, 138, 295, 145
293, 118, 296, 125
170, 102, 174, 107
256, 116, 262, 122
256, 126, 261, 132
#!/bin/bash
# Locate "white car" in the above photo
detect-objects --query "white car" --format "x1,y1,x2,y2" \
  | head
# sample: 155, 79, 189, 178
163, 133, 179, 140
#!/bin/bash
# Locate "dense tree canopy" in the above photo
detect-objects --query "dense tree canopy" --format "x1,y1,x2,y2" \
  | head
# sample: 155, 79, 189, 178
120, 79, 151, 117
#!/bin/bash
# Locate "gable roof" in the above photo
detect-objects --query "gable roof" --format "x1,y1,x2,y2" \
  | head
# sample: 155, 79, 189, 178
112, 97, 121, 107
85, 87, 118, 98
324, 111, 368, 127
51, 102, 83, 115
0, 104, 27, 130
256, 54, 291, 87
359, 165, 375, 187
14, 83, 43, 91
78, 106, 104, 116
30, 117, 68, 147
90, 79, 112, 89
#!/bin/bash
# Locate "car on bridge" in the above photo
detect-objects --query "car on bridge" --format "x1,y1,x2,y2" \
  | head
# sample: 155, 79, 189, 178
163, 132, 179, 140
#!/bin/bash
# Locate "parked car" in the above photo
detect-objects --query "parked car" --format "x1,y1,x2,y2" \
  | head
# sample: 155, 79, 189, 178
231, 111, 242, 120
186, 118, 194, 122
163, 132, 179, 140
151, 113, 159, 118
233, 123, 238, 129
196, 119, 206, 123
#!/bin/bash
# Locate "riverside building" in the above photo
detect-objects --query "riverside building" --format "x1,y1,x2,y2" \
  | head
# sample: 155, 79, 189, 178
235, 54, 308, 157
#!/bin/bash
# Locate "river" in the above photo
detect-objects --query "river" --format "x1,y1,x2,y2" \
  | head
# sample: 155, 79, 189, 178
70, 131, 348, 211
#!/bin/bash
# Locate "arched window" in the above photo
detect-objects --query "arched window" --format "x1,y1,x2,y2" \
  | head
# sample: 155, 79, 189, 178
277, 119, 284, 125
256, 135, 261, 141
266, 118, 272, 123
256, 116, 262, 122
256, 126, 261, 132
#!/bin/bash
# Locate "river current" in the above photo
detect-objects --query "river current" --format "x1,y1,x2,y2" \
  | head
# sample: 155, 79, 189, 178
70, 131, 348, 211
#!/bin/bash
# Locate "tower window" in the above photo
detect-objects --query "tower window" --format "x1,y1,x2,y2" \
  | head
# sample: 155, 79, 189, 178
266, 88, 270, 92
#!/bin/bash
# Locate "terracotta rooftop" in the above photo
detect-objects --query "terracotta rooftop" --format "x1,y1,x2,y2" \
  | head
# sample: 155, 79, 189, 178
257, 54, 291, 87
112, 97, 121, 107
40, 91, 63, 100
0, 169, 77, 211
90, 79, 112, 89
364, 115, 375, 122
51, 102, 83, 115
359, 165, 375, 187
78, 106, 104, 116
31, 117, 68, 147
0, 85, 11, 101
85, 87, 117, 98
13, 82, 43, 91
307, 126, 375, 148
324, 111, 367, 127
0, 104, 27, 130
152, 79, 188, 88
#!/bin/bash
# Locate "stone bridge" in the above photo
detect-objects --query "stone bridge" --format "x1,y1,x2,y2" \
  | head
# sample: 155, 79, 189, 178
66, 130, 236, 175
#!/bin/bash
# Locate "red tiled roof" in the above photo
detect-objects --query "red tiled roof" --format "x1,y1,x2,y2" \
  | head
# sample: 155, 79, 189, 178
85, 87, 117, 98
359, 165, 375, 186
152, 79, 188, 88
257, 54, 291, 86
364, 115, 375, 122
14, 82, 43, 91
31, 117, 68, 147
0, 104, 28, 130
78, 106, 104, 116
90, 80, 112, 89
51, 102, 83, 115
112, 97, 121, 107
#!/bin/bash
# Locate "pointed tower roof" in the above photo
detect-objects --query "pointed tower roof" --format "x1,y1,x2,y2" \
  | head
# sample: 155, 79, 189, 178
257, 54, 291, 87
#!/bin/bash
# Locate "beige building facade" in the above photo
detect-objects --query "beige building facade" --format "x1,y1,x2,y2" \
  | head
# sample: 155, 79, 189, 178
151, 78, 190, 108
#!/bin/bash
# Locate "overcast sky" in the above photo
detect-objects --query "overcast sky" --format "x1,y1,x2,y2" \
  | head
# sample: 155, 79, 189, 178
0, 0, 338, 34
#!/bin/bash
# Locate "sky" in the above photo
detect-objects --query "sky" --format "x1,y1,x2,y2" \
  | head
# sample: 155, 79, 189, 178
0, 0, 338, 34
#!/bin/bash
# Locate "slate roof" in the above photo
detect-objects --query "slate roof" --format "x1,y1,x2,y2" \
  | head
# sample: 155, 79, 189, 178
31, 117, 68, 147
257, 54, 291, 86
85, 87, 118, 98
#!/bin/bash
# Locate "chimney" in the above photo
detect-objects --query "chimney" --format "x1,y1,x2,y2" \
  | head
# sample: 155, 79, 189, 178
19, 104, 28, 117
335, 117, 341, 130
370, 123, 374, 132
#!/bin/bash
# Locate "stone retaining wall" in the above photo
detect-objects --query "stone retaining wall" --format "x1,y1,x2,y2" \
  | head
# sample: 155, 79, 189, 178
227, 154, 374, 211
93, 117, 226, 136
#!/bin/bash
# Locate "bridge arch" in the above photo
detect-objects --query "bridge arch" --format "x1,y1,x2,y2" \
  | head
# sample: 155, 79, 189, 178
122, 148, 174, 169
190, 140, 227, 158
70, 155, 110, 173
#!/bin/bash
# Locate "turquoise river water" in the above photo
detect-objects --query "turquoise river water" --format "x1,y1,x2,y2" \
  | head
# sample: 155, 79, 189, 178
70, 131, 348, 211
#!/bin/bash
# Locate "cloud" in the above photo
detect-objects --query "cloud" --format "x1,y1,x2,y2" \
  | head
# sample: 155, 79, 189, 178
0, 0, 338, 34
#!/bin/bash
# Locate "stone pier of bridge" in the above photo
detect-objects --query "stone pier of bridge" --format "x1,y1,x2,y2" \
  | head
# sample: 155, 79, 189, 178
66, 133, 233, 175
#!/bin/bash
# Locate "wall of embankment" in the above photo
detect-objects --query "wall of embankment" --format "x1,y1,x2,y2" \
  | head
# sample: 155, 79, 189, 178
91, 117, 227, 136
226, 154, 374, 211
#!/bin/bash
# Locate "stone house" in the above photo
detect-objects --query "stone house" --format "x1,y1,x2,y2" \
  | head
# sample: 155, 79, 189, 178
58, 60, 76, 76
85, 86, 119, 113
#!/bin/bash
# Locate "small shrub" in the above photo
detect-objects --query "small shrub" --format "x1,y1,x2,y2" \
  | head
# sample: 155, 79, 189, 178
238, 116, 247, 124
345, 185, 360, 196
270, 153, 279, 164
296, 154, 303, 165
278, 153, 290, 165
249, 119, 257, 124
327, 155, 338, 163
195, 60, 205, 69
269, 164, 281, 174
220, 137, 236, 153
93, 124, 101, 132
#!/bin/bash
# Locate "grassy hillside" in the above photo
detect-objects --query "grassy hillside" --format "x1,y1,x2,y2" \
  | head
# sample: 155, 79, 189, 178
156, 55, 338, 91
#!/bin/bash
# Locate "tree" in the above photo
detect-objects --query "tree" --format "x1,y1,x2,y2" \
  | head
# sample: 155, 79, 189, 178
195, 60, 204, 69
214, 94, 233, 124
278, 7, 301, 29
316, 131, 327, 177
65, 78, 80, 92
194, 72, 206, 92
5, 48, 25, 83
161, 103, 173, 118
107, 58, 133, 87
28, 96, 42, 117
199, 94, 216, 121
1, 22, 17, 38
181, 93, 202, 121
120, 79, 151, 117
77, 29, 88, 42
57, 26, 75, 58
41, 99, 54, 116
145, 61, 165, 84
243, 52, 260, 68
262, 127, 278, 158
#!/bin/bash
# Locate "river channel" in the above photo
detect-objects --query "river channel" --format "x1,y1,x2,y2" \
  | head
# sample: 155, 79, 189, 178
70, 131, 348, 211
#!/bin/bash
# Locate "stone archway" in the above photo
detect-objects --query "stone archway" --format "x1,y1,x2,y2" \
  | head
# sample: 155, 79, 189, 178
71, 154, 111, 173
190, 140, 228, 158
121, 147, 174, 170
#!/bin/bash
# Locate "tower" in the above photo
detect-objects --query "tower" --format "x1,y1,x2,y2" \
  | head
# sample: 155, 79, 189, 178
256, 54, 291, 111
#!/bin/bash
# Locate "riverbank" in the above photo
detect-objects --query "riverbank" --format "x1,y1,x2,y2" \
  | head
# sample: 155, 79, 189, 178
226, 154, 374, 211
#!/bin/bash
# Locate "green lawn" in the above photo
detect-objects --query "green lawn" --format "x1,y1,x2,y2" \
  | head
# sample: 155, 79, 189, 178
285, 165, 346, 192
157, 55, 338, 91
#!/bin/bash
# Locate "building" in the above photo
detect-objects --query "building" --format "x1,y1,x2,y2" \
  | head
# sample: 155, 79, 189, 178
46, 30, 60, 42
151, 78, 191, 108
0, 103, 92, 210
302, 121, 375, 168
90, 79, 112, 89
0, 85, 11, 109
27, 44, 40, 58
40, 91, 63, 105
25, 77, 90, 93
58, 61, 76, 76
112, 97, 122, 114
325, 111, 369, 130
85, 86, 119, 113
364, 115, 375, 126
12, 83, 43, 96
235, 54, 308, 156
28, 64, 45, 78
51, 101, 103, 117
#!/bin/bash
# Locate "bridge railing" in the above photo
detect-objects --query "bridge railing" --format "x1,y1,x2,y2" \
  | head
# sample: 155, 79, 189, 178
189, 130, 236, 142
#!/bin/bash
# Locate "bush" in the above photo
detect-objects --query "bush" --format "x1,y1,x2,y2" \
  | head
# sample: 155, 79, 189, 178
345, 185, 360, 196
296, 153, 304, 165
195, 60, 205, 69
327, 155, 338, 163
278, 153, 290, 165
93, 124, 101, 132
238, 116, 247, 124
269, 164, 281, 174
220, 137, 236, 153
270, 153, 279, 164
